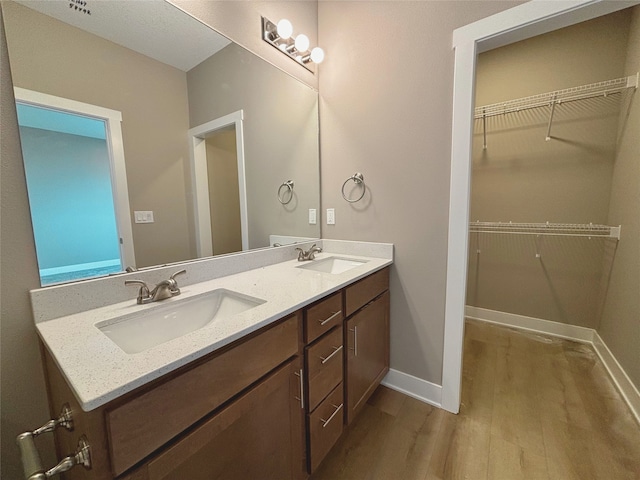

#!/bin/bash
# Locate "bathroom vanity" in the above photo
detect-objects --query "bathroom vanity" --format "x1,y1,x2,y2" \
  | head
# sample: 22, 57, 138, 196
28, 241, 392, 479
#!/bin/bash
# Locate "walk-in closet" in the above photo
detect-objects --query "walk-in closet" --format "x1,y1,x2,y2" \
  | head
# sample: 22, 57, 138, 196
462, 6, 640, 477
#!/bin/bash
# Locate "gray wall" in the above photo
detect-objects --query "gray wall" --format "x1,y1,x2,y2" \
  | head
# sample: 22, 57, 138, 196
187, 42, 320, 248
206, 129, 243, 255
0, 8, 57, 476
3, 1, 193, 269
466, 11, 631, 328
317, 1, 524, 386
599, 5, 640, 389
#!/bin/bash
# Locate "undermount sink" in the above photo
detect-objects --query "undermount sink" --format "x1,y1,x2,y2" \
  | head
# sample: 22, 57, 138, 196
97, 289, 266, 354
296, 256, 368, 274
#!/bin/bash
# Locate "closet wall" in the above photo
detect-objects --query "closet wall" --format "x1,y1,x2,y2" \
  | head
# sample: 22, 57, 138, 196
467, 10, 633, 329
599, 6, 640, 389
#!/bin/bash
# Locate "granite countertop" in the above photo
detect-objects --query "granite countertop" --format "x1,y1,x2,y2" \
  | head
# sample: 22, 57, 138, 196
36, 246, 392, 411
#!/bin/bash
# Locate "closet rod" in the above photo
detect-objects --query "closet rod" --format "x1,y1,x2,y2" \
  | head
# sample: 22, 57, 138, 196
474, 73, 638, 120
469, 222, 621, 240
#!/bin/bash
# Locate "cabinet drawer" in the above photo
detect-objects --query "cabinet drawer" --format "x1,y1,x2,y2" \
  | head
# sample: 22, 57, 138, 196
345, 267, 389, 316
145, 360, 300, 480
304, 292, 343, 343
308, 383, 344, 472
106, 314, 299, 476
306, 327, 343, 412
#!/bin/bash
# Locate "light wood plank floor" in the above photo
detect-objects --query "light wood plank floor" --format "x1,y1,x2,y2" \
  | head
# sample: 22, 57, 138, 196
311, 320, 640, 480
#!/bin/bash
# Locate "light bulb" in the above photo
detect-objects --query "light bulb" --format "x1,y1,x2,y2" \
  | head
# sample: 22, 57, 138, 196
310, 47, 325, 64
294, 34, 310, 52
276, 19, 293, 40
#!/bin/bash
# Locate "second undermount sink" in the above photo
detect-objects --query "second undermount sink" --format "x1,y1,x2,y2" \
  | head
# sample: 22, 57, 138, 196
296, 256, 368, 274
97, 289, 266, 354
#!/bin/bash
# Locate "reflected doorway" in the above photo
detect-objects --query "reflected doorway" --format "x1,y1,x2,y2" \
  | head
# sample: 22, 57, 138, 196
205, 125, 242, 255
14, 88, 135, 285
189, 110, 248, 257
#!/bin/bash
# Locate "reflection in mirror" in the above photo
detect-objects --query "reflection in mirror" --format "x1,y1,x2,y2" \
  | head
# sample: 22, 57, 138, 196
3, 0, 320, 286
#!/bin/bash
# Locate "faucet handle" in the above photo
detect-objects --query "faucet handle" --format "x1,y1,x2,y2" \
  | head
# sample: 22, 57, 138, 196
125, 280, 151, 304
169, 269, 186, 281
168, 269, 186, 293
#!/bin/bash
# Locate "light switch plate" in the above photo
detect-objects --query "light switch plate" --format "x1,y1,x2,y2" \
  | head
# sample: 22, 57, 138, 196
134, 211, 154, 224
309, 209, 317, 225
326, 208, 335, 225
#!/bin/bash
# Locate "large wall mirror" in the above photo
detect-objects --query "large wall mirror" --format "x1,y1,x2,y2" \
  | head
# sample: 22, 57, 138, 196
3, 0, 320, 286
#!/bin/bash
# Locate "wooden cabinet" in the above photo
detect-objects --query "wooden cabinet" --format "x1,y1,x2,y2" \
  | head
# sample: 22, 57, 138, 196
132, 359, 303, 480
302, 294, 345, 473
302, 266, 390, 472
345, 290, 390, 424
41, 267, 390, 479
107, 316, 300, 475
43, 314, 305, 480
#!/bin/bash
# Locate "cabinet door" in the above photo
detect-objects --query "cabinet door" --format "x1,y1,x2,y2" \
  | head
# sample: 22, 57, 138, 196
346, 291, 390, 424
144, 358, 305, 480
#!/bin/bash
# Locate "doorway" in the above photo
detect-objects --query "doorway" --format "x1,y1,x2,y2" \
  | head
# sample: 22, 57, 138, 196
189, 110, 248, 257
442, 0, 637, 414
14, 88, 135, 285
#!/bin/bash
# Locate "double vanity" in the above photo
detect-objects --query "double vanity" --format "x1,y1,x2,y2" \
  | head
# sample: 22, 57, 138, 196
28, 240, 393, 479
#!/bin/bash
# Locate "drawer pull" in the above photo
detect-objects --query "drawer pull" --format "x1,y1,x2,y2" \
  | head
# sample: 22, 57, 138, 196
349, 326, 358, 356
320, 403, 343, 428
294, 369, 304, 409
318, 310, 342, 326
319, 345, 343, 364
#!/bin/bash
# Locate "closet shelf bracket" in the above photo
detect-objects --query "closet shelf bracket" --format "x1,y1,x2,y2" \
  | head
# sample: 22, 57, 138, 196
545, 94, 557, 141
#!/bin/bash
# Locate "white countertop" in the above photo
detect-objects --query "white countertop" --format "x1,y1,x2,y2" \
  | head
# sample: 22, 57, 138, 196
36, 248, 392, 411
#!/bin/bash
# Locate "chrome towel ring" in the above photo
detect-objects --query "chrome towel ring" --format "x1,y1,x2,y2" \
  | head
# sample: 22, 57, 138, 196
278, 180, 294, 204
341, 172, 366, 203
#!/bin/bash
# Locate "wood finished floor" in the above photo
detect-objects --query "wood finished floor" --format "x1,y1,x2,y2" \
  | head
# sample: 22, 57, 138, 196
311, 320, 640, 480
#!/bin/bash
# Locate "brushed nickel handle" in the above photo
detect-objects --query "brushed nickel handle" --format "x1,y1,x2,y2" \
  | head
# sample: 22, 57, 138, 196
320, 403, 343, 428
17, 433, 91, 480
294, 369, 304, 409
319, 345, 343, 364
31, 404, 73, 437
349, 326, 358, 356
318, 310, 341, 326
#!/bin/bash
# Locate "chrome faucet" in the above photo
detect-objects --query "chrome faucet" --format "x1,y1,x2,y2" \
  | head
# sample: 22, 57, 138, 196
295, 244, 322, 261
125, 269, 186, 305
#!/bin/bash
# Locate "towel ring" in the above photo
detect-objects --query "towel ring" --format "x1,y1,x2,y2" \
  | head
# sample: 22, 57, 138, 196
277, 180, 294, 204
341, 173, 366, 203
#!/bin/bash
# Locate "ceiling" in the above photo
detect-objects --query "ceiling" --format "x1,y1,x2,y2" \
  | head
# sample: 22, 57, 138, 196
14, 0, 231, 71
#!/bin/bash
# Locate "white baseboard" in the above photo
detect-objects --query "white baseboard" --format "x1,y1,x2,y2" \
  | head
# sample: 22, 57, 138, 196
465, 306, 595, 343
592, 331, 640, 424
381, 369, 442, 408
465, 305, 640, 425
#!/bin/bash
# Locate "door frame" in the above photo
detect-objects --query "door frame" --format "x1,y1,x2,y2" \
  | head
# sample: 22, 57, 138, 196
442, 0, 639, 413
188, 110, 248, 257
13, 87, 136, 270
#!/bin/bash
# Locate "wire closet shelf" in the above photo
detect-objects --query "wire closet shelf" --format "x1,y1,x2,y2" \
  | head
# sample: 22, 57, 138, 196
468, 222, 621, 240
474, 74, 638, 119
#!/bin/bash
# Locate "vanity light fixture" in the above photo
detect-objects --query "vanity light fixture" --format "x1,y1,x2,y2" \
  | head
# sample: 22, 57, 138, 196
262, 17, 325, 72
